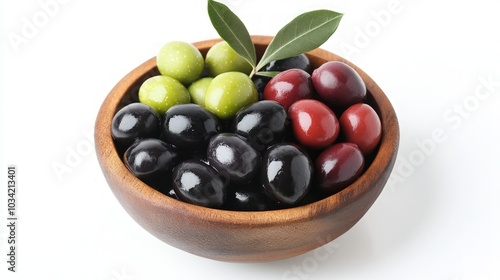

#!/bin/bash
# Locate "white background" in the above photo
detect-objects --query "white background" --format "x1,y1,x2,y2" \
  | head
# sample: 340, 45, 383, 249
1, 0, 500, 279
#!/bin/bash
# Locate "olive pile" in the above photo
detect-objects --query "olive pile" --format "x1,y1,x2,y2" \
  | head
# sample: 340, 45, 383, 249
111, 40, 381, 211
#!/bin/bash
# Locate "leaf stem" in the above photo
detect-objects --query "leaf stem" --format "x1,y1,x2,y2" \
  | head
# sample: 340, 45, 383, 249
249, 67, 257, 79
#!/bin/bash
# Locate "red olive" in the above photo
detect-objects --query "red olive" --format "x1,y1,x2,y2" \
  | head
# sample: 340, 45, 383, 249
263, 69, 314, 111
315, 143, 365, 195
311, 61, 366, 108
339, 103, 381, 155
288, 99, 339, 149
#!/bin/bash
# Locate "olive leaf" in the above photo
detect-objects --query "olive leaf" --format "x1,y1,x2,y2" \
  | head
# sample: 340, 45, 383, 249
207, 0, 257, 68
256, 10, 343, 72
207, 1, 343, 78
254, 71, 281, 78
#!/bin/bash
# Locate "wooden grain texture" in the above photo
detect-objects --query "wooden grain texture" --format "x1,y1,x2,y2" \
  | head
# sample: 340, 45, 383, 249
94, 36, 399, 262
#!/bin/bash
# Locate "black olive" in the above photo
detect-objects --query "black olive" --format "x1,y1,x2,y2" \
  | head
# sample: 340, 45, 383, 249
162, 103, 220, 152
232, 100, 288, 152
222, 187, 282, 211
252, 75, 271, 99
261, 143, 313, 205
123, 138, 179, 181
264, 53, 312, 74
207, 133, 260, 184
112, 103, 161, 148
172, 159, 227, 208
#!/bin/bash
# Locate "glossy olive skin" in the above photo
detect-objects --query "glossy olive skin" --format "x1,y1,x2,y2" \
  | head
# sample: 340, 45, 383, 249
123, 138, 178, 180
157, 41, 204, 85
205, 72, 258, 119
162, 103, 220, 152
222, 185, 282, 211
138, 75, 191, 115
232, 100, 288, 152
253, 54, 312, 99
252, 75, 270, 99
339, 103, 381, 155
264, 53, 312, 74
288, 99, 340, 149
315, 143, 365, 195
263, 69, 314, 111
205, 41, 253, 76
207, 133, 260, 184
172, 159, 227, 208
112, 103, 161, 147
188, 77, 213, 107
261, 143, 313, 205
311, 61, 366, 109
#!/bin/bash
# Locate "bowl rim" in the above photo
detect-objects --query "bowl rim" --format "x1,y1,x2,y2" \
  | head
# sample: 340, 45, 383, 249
95, 35, 399, 227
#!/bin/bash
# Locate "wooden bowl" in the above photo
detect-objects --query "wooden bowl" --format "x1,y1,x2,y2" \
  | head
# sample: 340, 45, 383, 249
94, 36, 399, 262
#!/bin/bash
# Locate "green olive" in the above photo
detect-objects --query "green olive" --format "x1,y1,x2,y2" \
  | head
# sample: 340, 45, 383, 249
156, 41, 204, 85
188, 77, 213, 108
138, 75, 191, 115
205, 41, 253, 76
204, 72, 258, 119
